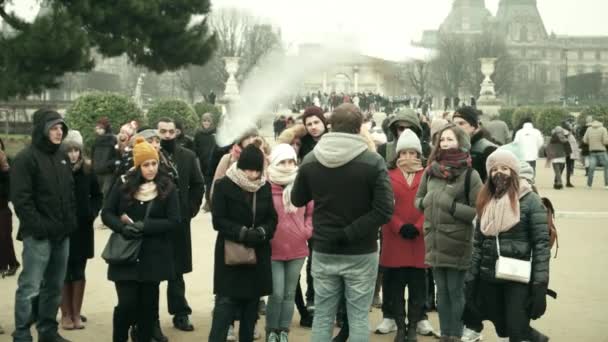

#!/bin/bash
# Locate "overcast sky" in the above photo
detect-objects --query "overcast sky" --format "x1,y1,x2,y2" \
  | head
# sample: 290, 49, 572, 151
7, 0, 608, 61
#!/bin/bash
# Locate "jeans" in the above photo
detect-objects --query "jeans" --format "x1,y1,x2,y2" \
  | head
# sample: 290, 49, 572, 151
266, 258, 306, 330
113, 281, 159, 342
566, 156, 575, 185
478, 280, 531, 341
167, 274, 192, 316
433, 267, 466, 338
383, 267, 426, 326
311, 252, 378, 342
587, 152, 608, 187
13, 237, 69, 342
209, 296, 258, 342
552, 163, 565, 186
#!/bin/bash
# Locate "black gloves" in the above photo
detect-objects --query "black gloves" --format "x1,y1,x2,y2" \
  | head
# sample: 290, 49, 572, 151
240, 227, 266, 245
399, 224, 419, 239
529, 283, 547, 320
121, 223, 143, 239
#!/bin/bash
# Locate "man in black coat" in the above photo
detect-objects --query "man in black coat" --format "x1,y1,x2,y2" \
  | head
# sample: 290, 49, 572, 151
11, 109, 77, 342
193, 113, 217, 208
298, 106, 327, 161
291, 104, 394, 342
91, 117, 118, 197
453, 106, 498, 183
157, 118, 205, 332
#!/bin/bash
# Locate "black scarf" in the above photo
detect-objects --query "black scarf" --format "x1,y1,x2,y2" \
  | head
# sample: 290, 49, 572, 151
161, 138, 176, 154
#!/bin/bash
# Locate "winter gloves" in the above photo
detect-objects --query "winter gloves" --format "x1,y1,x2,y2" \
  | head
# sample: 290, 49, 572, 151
121, 222, 144, 239
240, 226, 266, 245
529, 283, 548, 320
399, 224, 419, 239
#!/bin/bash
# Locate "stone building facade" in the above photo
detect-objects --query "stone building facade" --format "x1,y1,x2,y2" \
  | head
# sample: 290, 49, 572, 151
420, 0, 608, 103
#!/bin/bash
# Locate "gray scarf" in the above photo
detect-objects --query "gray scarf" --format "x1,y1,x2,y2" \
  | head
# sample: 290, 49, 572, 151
313, 133, 368, 168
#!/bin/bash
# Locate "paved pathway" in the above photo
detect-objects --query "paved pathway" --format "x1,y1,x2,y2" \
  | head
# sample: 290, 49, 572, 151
0, 160, 607, 342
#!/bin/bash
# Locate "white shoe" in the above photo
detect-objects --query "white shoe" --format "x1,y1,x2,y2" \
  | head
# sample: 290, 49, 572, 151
461, 327, 483, 342
227, 325, 236, 341
374, 318, 397, 334
416, 319, 436, 336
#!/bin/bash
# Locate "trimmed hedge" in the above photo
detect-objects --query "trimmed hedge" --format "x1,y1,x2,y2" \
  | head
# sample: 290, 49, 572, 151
146, 100, 198, 135
65, 92, 144, 151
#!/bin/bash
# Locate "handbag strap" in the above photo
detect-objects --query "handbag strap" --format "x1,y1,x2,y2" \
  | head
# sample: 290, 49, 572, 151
251, 192, 256, 229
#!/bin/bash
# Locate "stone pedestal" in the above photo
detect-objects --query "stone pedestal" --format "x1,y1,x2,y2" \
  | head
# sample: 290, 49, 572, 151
219, 57, 241, 117
477, 58, 502, 118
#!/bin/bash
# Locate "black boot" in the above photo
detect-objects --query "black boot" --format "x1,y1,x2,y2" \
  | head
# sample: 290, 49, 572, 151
113, 307, 130, 342
406, 323, 417, 342
394, 319, 406, 342
529, 327, 549, 342
152, 320, 168, 342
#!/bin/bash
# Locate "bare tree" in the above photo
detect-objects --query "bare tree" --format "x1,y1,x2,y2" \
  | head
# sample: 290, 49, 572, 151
177, 8, 282, 103
430, 34, 469, 98
406, 60, 430, 99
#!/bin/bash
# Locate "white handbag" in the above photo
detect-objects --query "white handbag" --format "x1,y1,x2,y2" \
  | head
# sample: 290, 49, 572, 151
495, 235, 531, 284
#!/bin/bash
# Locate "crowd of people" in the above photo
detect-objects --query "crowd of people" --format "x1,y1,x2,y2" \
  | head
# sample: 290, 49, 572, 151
0, 101, 605, 342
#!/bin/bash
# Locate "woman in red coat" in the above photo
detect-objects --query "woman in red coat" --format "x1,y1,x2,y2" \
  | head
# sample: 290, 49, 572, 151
380, 129, 428, 342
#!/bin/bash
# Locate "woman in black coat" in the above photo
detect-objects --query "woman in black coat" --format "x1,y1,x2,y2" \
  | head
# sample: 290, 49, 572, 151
0, 137, 19, 277
467, 150, 550, 342
209, 145, 278, 342
102, 137, 180, 342
60, 131, 103, 330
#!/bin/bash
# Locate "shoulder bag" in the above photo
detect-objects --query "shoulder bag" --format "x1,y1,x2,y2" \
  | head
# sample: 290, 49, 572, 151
102, 200, 153, 265
495, 234, 531, 284
224, 192, 258, 265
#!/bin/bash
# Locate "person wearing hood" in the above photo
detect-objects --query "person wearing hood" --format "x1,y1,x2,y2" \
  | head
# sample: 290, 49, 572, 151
378, 108, 430, 163
582, 119, 608, 188
59, 131, 103, 331
484, 117, 511, 146
0, 137, 19, 278
102, 137, 180, 342
265, 144, 313, 342
155, 118, 205, 332
92, 117, 118, 197
414, 124, 482, 342
513, 119, 544, 175
453, 106, 497, 183
291, 103, 394, 342
381, 130, 428, 342
193, 113, 218, 207
467, 150, 550, 342
10, 108, 77, 342
209, 145, 277, 342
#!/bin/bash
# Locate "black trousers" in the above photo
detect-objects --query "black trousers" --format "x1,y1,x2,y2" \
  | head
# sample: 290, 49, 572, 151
383, 267, 426, 326
168, 273, 192, 316
566, 156, 575, 184
113, 281, 159, 342
209, 296, 258, 342
479, 280, 531, 341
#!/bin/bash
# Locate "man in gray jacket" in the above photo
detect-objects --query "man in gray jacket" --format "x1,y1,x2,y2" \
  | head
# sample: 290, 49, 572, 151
292, 103, 394, 342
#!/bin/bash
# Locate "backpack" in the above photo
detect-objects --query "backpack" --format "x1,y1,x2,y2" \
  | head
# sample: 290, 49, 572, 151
541, 197, 559, 258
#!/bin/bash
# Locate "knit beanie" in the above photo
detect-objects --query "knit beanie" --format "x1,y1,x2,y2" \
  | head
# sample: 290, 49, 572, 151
453, 106, 480, 128
395, 129, 422, 154
519, 161, 535, 184
237, 144, 265, 172
133, 137, 159, 168
62, 130, 84, 151
301, 106, 327, 128
270, 144, 297, 167
486, 149, 520, 175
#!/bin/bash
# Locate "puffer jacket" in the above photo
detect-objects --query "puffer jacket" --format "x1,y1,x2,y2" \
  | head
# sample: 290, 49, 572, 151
415, 168, 483, 270
467, 192, 550, 285
270, 183, 313, 261
583, 121, 608, 152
